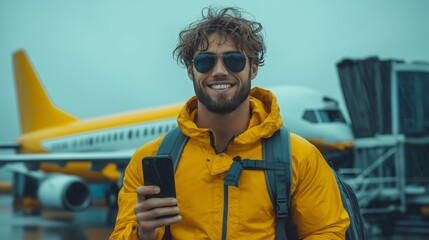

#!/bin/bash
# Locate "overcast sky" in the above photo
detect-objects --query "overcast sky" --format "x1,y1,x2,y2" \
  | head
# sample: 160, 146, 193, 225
1, 0, 429, 143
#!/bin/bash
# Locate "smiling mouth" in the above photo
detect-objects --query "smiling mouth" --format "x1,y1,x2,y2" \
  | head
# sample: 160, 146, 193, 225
210, 84, 233, 90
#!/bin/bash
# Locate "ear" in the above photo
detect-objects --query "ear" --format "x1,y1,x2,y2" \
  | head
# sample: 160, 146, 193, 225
187, 65, 194, 80
250, 63, 258, 80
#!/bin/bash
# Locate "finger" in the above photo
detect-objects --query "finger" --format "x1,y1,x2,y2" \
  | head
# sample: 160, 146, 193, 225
138, 214, 182, 233
135, 197, 177, 213
137, 205, 180, 221
136, 185, 160, 203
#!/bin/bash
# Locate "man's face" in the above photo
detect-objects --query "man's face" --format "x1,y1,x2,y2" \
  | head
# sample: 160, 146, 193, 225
187, 34, 258, 114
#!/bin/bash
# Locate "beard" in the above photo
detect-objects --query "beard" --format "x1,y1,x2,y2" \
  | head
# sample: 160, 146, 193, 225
192, 73, 251, 114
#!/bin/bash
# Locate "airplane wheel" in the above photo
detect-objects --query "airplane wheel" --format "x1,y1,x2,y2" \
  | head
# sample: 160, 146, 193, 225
105, 183, 120, 226
105, 183, 119, 209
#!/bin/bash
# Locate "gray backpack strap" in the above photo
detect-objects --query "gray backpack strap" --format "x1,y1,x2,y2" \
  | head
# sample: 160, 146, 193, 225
156, 127, 188, 240
156, 127, 188, 170
263, 127, 297, 240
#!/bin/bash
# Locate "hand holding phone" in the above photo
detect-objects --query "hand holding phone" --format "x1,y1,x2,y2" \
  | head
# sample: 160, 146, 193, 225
135, 185, 181, 238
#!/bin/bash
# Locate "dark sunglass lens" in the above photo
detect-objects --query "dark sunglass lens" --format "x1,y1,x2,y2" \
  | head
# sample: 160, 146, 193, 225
223, 53, 246, 72
194, 54, 215, 73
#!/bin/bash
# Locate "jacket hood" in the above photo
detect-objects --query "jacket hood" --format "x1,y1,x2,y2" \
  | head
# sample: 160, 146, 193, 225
177, 87, 283, 145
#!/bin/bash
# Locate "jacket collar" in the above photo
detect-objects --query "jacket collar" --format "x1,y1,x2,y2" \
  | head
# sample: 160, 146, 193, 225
177, 87, 283, 146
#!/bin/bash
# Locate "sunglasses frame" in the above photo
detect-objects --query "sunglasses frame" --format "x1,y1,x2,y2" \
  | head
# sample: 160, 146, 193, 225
192, 52, 247, 73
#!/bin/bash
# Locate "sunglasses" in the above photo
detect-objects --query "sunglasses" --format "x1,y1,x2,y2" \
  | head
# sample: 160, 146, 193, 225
192, 52, 247, 73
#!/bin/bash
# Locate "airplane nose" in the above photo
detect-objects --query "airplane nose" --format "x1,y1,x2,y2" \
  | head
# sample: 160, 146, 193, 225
323, 123, 355, 149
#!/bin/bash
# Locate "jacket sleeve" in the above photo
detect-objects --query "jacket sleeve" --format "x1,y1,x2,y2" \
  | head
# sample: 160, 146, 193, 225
289, 137, 350, 239
109, 138, 165, 240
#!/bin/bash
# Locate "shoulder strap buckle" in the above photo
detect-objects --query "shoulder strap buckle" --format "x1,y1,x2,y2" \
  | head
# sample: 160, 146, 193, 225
276, 197, 289, 218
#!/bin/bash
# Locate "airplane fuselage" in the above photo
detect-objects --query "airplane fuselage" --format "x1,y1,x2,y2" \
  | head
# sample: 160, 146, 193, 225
18, 104, 182, 153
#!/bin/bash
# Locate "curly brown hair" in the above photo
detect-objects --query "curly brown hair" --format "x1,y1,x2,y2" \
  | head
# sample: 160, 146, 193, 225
173, 6, 266, 68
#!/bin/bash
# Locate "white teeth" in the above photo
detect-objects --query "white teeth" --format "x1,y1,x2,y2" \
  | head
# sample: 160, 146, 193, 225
211, 84, 232, 90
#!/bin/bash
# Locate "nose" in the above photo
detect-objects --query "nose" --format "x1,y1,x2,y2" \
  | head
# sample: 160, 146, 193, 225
211, 57, 228, 77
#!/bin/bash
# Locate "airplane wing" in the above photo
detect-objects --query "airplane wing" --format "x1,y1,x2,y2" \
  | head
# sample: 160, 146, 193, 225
0, 150, 135, 212
0, 151, 133, 170
0, 143, 20, 150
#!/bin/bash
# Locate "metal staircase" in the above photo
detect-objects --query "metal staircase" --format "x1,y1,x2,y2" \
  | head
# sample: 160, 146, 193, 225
338, 135, 409, 214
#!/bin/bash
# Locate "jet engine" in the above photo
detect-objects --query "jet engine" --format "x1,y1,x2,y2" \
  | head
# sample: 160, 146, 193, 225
37, 174, 91, 211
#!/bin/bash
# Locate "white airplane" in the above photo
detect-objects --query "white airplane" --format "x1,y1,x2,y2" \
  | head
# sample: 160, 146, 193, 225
0, 49, 354, 215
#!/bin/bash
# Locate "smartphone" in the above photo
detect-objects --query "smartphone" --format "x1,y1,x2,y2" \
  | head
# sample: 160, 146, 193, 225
142, 155, 177, 200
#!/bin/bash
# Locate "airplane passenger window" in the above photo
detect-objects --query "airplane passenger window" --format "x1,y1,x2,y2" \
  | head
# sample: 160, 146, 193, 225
151, 127, 155, 135
143, 128, 148, 137
165, 125, 170, 132
135, 130, 140, 138
128, 130, 133, 139
158, 126, 163, 134
318, 110, 346, 123
303, 110, 318, 123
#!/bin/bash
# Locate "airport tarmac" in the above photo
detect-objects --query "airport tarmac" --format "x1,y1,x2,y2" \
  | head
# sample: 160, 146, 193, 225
0, 193, 112, 239
1, 192, 429, 240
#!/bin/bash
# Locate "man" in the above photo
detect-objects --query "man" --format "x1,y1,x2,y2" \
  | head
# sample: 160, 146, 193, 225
110, 6, 350, 240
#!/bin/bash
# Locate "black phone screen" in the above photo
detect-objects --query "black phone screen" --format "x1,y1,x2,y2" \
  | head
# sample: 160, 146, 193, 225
142, 155, 176, 199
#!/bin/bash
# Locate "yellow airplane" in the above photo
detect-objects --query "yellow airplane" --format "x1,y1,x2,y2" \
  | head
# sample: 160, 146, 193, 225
0, 49, 354, 214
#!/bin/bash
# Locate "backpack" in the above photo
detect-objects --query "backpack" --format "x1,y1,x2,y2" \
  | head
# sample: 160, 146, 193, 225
156, 127, 367, 240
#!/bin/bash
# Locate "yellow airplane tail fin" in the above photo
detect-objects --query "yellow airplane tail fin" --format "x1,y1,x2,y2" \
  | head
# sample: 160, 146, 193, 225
13, 49, 78, 134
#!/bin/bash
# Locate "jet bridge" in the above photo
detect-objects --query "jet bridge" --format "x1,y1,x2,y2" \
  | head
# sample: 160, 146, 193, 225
336, 57, 429, 234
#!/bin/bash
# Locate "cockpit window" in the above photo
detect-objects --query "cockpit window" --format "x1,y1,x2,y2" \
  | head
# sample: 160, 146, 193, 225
303, 110, 318, 123
318, 110, 346, 123
303, 109, 346, 123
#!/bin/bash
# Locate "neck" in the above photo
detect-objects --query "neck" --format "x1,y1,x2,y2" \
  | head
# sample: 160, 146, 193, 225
196, 99, 250, 152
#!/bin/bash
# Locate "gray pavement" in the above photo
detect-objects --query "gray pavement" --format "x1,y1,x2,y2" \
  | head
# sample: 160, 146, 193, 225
1, 193, 429, 239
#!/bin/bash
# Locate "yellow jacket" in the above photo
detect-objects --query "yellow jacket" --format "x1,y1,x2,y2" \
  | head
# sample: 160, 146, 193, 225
110, 87, 350, 240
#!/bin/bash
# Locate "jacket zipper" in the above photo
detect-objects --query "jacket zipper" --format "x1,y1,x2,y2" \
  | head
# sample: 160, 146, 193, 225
208, 130, 219, 154
208, 129, 235, 239
208, 129, 237, 154
222, 185, 228, 240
